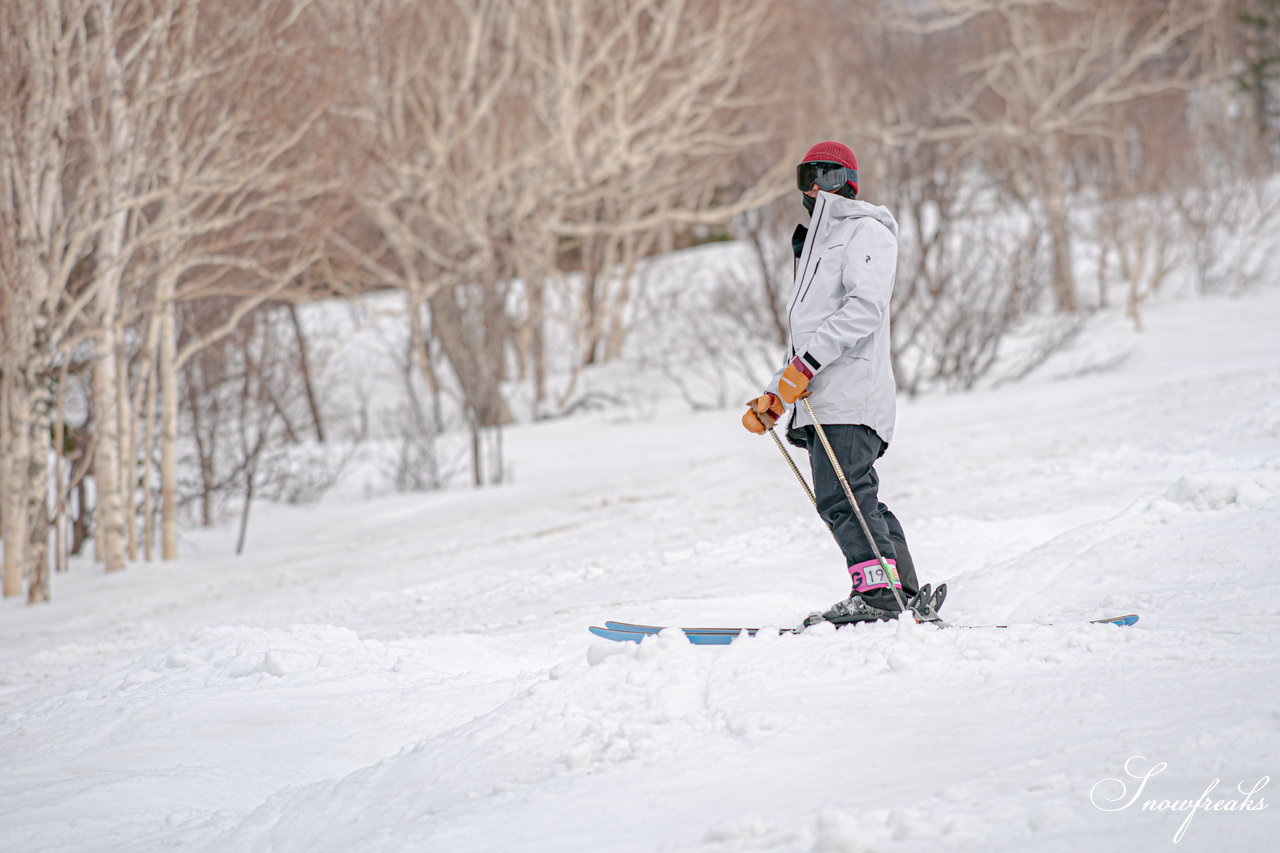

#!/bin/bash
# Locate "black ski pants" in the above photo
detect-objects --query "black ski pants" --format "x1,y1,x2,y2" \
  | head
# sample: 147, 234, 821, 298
792, 424, 919, 609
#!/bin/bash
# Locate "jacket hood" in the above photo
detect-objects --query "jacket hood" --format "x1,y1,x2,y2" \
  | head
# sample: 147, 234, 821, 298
816, 191, 898, 239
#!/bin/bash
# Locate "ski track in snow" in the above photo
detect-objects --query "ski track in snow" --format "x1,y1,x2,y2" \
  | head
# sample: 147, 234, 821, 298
2, 290, 1279, 852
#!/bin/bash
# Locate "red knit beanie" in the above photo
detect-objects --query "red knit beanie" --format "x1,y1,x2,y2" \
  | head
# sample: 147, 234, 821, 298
800, 141, 859, 196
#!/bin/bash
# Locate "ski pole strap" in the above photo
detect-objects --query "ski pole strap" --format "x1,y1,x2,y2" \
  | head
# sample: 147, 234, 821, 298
849, 558, 901, 593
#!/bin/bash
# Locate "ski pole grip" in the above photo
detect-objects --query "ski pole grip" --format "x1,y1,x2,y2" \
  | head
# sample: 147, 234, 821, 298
744, 398, 778, 430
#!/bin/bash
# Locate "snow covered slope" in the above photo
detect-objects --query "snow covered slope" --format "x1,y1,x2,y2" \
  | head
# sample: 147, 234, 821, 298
2, 289, 1278, 852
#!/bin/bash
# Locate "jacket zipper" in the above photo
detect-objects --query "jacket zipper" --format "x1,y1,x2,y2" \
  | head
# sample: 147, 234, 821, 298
787, 194, 826, 337
798, 258, 821, 304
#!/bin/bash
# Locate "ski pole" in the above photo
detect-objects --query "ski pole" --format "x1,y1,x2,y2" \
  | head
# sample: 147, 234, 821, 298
767, 426, 817, 508
799, 395, 909, 614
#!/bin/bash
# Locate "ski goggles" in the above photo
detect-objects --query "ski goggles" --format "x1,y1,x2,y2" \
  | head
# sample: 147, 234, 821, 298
796, 161, 858, 193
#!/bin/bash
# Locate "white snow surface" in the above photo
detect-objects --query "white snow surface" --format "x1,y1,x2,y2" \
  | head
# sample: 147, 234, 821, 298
3, 289, 1280, 852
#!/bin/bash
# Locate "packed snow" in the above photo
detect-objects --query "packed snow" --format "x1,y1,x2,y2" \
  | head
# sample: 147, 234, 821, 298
2, 283, 1279, 852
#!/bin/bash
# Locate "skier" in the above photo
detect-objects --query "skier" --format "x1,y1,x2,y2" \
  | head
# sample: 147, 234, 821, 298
742, 140, 923, 626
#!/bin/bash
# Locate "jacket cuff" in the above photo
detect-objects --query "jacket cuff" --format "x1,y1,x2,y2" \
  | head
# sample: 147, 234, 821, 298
764, 368, 790, 408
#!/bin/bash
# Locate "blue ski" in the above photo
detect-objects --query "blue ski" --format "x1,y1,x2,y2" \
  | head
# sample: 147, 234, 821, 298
590, 614, 1139, 644
589, 625, 746, 645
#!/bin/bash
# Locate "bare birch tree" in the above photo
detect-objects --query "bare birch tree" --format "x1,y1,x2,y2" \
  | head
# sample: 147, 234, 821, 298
1, 1, 105, 593
2, 0, 345, 597
145, 1, 344, 558
886, 0, 1234, 311
521, 0, 789, 412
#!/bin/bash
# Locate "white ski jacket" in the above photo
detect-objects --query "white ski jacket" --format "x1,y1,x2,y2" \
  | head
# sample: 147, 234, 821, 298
776, 190, 899, 445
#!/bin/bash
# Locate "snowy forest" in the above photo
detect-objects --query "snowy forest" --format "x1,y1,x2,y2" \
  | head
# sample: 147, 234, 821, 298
3, 0, 1277, 605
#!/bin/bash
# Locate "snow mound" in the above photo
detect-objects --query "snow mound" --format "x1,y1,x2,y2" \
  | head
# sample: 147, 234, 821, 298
1161, 459, 1280, 511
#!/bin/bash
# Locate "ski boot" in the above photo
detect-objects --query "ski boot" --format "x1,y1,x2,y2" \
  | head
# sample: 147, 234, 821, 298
801, 593, 900, 629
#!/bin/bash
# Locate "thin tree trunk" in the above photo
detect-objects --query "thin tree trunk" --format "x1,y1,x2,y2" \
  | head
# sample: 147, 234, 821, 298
529, 278, 546, 409
0, 367, 5, 547
1040, 139, 1078, 313
93, 321, 127, 573
53, 360, 70, 575
26, 384, 52, 603
91, 6, 131, 574
127, 309, 161, 559
493, 423, 504, 485
186, 366, 217, 529
235, 345, 269, 556
1047, 205, 1077, 313
2, 365, 28, 597
581, 243, 603, 366
410, 290, 446, 433
119, 345, 137, 561
287, 303, 326, 443
470, 412, 483, 487
235, 467, 255, 556
160, 299, 179, 558
72, 478, 90, 557
141, 344, 159, 562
